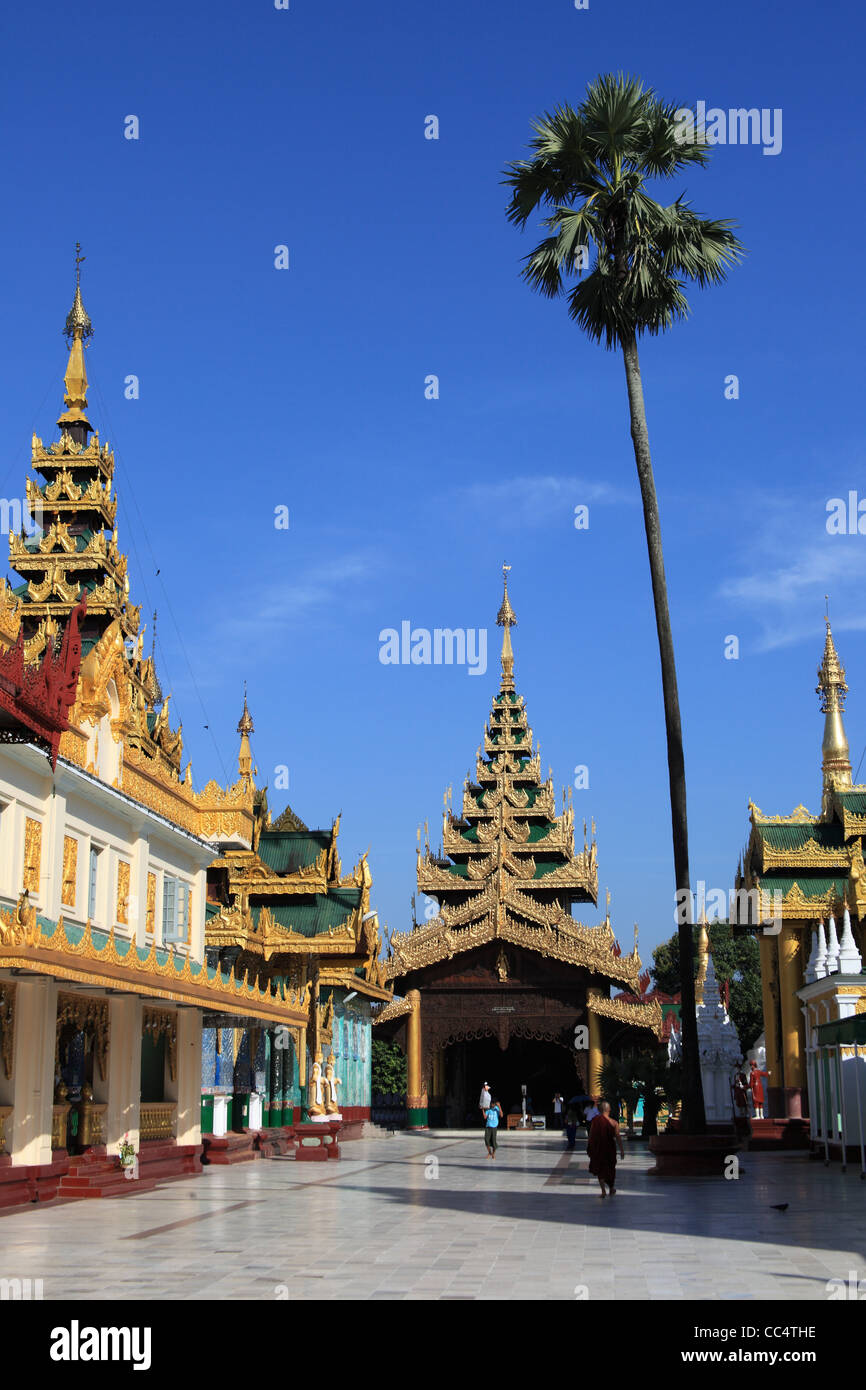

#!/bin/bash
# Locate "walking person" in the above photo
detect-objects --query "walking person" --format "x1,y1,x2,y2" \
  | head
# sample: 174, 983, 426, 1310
484, 1094, 503, 1160
564, 1106, 578, 1151
587, 1100, 624, 1198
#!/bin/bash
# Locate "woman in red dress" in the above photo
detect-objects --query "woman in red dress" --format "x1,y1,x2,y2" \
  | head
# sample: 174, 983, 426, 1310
749, 1059, 769, 1118
587, 1100, 625, 1198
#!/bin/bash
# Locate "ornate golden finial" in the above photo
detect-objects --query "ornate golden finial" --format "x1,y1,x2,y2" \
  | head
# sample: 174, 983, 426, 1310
237, 683, 254, 779
58, 243, 93, 435
817, 614, 852, 801
64, 243, 93, 344
496, 564, 517, 692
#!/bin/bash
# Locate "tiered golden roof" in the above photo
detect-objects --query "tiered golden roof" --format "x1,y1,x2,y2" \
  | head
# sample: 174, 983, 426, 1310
738, 619, 866, 923
387, 571, 645, 995
4, 257, 254, 843
204, 772, 391, 1002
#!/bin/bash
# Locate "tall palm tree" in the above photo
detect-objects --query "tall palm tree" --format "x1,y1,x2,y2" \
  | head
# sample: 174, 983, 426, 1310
504, 73, 744, 1133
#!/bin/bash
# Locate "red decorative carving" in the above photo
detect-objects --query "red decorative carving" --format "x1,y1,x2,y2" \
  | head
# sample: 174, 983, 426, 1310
0, 595, 85, 768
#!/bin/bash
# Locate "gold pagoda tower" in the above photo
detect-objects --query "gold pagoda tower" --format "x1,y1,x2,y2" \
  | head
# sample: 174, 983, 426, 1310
380, 569, 661, 1128
737, 619, 866, 1124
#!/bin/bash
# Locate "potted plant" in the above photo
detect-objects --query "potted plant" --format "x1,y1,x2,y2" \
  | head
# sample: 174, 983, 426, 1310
118, 1133, 136, 1169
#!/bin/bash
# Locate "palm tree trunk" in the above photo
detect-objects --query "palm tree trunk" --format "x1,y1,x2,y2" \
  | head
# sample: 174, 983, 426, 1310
621, 331, 706, 1135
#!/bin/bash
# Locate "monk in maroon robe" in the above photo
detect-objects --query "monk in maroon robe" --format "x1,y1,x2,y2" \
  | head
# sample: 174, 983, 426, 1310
587, 1101, 624, 1197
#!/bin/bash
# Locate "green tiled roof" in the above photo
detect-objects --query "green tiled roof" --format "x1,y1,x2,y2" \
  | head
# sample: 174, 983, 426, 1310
250, 887, 361, 938
835, 791, 866, 816
527, 823, 554, 843
258, 829, 330, 874
758, 874, 848, 899
532, 861, 561, 879
759, 823, 843, 850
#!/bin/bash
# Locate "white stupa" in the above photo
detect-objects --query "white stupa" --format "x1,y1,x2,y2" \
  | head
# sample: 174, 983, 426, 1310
694, 926, 743, 1125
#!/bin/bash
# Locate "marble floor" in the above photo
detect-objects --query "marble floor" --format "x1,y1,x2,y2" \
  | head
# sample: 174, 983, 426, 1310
1, 1133, 864, 1300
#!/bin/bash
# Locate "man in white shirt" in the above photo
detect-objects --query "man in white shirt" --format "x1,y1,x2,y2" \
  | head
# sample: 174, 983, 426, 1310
479, 1083, 491, 1122
584, 1098, 600, 1127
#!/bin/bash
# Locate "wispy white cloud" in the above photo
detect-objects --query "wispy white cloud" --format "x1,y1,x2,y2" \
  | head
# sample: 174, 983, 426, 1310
222, 550, 379, 640
717, 489, 866, 651
456, 473, 636, 526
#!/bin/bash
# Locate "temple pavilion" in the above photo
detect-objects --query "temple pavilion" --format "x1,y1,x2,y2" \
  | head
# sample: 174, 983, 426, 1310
377, 570, 661, 1128
736, 619, 866, 1130
202, 713, 392, 1145
0, 255, 389, 1204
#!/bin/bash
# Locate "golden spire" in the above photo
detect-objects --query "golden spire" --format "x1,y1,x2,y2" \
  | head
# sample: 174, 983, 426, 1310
237, 685, 254, 780
58, 242, 93, 435
817, 613, 852, 801
695, 906, 710, 1006
496, 564, 517, 692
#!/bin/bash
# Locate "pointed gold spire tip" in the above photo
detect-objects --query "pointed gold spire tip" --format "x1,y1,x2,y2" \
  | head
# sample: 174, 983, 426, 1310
497, 564, 516, 692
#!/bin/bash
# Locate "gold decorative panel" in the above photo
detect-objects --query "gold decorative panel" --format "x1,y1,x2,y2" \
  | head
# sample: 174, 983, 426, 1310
62, 836, 78, 907
116, 860, 130, 925
140, 1103, 175, 1141
51, 1104, 70, 1150
23, 818, 42, 894
80, 1102, 107, 1147
146, 872, 156, 935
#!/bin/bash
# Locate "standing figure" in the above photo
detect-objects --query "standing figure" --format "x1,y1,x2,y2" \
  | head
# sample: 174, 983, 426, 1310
484, 1093, 503, 1161
733, 1071, 749, 1119
307, 1059, 326, 1118
479, 1081, 491, 1126
587, 1100, 625, 1199
324, 1059, 342, 1115
749, 1059, 769, 1118
564, 1106, 578, 1151
552, 1091, 564, 1130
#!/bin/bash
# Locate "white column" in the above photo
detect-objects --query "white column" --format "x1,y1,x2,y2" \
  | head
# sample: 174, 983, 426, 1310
190, 866, 206, 965
9, 977, 58, 1166
105, 994, 142, 1153
43, 787, 67, 922
130, 831, 149, 947
175, 1009, 202, 1147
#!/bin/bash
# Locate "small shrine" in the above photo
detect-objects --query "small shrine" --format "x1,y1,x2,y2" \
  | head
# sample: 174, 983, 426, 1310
694, 921, 742, 1126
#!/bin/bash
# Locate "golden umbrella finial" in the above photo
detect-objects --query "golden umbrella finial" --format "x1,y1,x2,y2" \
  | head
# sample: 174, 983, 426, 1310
58, 242, 93, 437
496, 564, 517, 692
237, 682, 254, 779
64, 242, 93, 344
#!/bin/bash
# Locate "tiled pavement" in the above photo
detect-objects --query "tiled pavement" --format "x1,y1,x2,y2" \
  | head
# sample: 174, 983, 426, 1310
1, 1133, 864, 1300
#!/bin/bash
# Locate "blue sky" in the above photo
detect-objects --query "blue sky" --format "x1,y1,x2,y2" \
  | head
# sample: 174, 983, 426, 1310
2, 0, 865, 961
